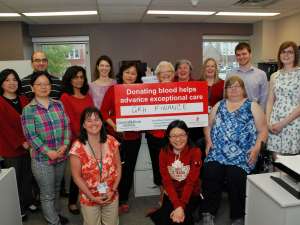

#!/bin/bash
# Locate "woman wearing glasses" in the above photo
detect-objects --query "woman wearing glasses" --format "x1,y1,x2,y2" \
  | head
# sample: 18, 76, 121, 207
201, 76, 268, 225
22, 71, 71, 225
266, 41, 300, 158
149, 120, 202, 225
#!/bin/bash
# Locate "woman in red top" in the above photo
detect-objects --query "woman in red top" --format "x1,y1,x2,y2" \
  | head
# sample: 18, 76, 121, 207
149, 120, 202, 225
200, 58, 224, 111
100, 62, 142, 213
0, 69, 33, 220
174, 59, 194, 82
61, 66, 94, 214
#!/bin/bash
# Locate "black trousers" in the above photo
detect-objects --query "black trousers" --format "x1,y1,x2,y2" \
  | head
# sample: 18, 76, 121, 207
68, 177, 79, 205
146, 134, 167, 186
201, 161, 247, 220
3, 154, 34, 214
118, 138, 142, 203
150, 194, 201, 225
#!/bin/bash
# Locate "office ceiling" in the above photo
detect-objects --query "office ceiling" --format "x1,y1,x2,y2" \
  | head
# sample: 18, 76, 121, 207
0, 0, 300, 24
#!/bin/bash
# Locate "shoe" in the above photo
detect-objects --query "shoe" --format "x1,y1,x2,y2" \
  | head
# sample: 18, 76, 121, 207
202, 212, 215, 225
118, 204, 129, 214
68, 205, 80, 215
231, 218, 244, 225
21, 213, 28, 222
59, 215, 69, 224
28, 204, 38, 212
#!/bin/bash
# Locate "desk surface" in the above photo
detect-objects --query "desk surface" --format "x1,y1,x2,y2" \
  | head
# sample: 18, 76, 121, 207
247, 172, 300, 207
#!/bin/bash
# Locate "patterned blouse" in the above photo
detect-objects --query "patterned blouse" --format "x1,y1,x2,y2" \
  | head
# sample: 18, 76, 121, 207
89, 80, 116, 109
69, 135, 120, 206
205, 99, 257, 173
21, 98, 70, 164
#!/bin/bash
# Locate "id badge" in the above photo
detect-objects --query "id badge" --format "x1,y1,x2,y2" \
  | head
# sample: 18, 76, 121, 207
97, 182, 108, 194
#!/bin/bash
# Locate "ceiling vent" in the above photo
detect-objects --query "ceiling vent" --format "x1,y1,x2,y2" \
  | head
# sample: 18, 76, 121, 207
234, 0, 279, 7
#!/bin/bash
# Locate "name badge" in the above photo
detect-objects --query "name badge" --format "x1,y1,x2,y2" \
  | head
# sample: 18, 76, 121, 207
97, 182, 108, 194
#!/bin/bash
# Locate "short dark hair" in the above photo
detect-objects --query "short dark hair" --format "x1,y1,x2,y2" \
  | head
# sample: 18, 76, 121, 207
78, 107, 107, 144
277, 41, 299, 69
62, 66, 89, 95
0, 69, 22, 95
235, 42, 251, 54
30, 71, 52, 86
116, 61, 143, 84
94, 55, 114, 79
163, 120, 194, 151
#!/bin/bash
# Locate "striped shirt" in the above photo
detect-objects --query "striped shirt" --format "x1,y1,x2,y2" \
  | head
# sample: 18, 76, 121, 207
21, 73, 62, 100
21, 98, 71, 163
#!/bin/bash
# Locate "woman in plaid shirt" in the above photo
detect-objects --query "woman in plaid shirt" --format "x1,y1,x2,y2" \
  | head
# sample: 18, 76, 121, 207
22, 71, 71, 225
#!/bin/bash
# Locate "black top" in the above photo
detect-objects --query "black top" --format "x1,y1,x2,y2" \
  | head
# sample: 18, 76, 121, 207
21, 72, 62, 100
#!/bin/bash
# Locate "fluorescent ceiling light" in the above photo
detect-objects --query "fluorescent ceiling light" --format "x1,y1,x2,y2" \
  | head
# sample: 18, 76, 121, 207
216, 12, 280, 16
23, 11, 97, 17
0, 13, 20, 17
147, 10, 215, 15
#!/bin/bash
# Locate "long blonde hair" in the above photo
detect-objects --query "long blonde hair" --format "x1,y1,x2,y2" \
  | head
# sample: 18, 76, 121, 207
200, 58, 219, 83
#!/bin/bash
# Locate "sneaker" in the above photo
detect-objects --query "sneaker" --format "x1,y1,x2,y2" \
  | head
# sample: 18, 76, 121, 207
202, 212, 215, 225
231, 218, 244, 225
28, 204, 38, 212
59, 215, 69, 224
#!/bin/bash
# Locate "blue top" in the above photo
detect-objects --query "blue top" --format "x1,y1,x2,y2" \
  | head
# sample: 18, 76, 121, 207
205, 99, 257, 173
227, 66, 268, 110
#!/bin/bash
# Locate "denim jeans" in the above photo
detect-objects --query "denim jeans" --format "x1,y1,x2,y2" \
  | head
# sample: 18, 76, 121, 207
32, 158, 66, 225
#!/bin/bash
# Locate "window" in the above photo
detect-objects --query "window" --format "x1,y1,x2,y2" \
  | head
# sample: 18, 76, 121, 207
32, 36, 91, 81
203, 35, 250, 80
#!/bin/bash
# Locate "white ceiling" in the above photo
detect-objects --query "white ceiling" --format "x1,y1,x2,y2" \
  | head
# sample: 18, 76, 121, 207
0, 0, 300, 24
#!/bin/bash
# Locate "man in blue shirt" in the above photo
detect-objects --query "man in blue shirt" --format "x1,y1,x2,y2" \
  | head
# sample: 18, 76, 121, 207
227, 42, 268, 110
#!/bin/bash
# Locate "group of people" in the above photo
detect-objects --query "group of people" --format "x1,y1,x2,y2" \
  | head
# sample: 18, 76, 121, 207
0, 40, 299, 225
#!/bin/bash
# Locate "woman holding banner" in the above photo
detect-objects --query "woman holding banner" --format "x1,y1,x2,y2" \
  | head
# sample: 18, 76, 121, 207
100, 61, 143, 213
146, 61, 175, 208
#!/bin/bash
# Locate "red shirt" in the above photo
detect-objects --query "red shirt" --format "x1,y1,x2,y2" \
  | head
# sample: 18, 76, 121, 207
208, 79, 224, 107
60, 93, 94, 142
101, 86, 140, 140
159, 146, 202, 209
0, 95, 29, 157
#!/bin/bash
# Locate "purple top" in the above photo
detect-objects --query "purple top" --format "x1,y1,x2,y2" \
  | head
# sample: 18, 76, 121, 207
89, 80, 116, 109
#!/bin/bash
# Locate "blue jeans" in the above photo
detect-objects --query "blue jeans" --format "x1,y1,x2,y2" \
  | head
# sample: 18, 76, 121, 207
32, 158, 66, 225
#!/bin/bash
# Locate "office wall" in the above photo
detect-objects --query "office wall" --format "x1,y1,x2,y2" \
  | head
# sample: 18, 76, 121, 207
0, 22, 24, 60
29, 23, 252, 79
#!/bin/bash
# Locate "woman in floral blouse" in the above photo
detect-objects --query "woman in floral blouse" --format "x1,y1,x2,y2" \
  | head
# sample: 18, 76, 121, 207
69, 107, 121, 225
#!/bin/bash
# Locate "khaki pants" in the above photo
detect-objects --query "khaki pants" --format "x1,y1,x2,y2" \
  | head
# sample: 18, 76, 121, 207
81, 198, 119, 225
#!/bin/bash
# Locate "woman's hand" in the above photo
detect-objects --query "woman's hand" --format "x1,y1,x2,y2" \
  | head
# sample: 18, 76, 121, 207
248, 147, 260, 166
57, 145, 67, 158
46, 150, 60, 160
269, 120, 286, 134
22, 142, 30, 150
170, 206, 185, 223
91, 196, 109, 205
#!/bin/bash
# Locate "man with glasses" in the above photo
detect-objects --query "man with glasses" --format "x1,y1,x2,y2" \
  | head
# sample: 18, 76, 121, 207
226, 42, 268, 110
21, 51, 62, 100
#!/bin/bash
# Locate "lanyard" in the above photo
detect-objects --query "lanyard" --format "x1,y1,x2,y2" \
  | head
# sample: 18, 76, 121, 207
87, 141, 103, 182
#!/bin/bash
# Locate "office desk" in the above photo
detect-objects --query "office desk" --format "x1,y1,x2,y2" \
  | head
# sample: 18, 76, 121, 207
246, 172, 300, 225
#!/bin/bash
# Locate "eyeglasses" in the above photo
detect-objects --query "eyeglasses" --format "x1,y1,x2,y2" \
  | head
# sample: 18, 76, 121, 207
280, 50, 294, 55
169, 133, 187, 140
33, 58, 48, 63
226, 85, 241, 90
33, 83, 51, 87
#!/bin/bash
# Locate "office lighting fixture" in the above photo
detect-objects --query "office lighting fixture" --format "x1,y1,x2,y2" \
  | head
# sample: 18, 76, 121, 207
216, 12, 279, 16
0, 13, 20, 17
23, 11, 97, 16
147, 10, 215, 15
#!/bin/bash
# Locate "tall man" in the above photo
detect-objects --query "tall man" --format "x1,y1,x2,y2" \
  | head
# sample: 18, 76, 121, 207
21, 51, 62, 100
227, 42, 268, 109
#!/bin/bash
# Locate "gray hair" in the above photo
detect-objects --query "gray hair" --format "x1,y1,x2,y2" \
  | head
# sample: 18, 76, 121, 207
175, 59, 193, 71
